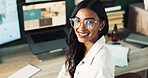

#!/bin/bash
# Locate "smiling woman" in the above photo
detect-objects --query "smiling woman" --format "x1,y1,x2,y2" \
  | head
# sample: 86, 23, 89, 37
57, 0, 115, 78
72, 8, 104, 44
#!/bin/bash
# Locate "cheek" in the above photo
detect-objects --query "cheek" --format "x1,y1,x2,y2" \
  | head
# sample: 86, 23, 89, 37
92, 25, 100, 33
89, 27, 100, 37
90, 29, 99, 35
74, 28, 78, 36
95, 23, 101, 29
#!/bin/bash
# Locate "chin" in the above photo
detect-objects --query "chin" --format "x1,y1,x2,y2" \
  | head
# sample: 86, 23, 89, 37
78, 38, 87, 43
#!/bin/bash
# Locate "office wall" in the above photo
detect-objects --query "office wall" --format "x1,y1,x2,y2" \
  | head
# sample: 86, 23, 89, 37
1, 0, 143, 48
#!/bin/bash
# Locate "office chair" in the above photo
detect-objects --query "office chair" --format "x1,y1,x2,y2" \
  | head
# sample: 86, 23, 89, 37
115, 73, 142, 78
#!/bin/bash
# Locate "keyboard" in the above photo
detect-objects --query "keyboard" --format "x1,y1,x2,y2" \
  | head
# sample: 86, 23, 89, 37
31, 30, 67, 43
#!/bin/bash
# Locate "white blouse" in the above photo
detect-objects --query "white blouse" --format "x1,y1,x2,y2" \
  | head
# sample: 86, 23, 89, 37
57, 36, 115, 78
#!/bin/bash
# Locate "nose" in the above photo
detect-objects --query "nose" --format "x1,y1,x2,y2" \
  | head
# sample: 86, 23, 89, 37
77, 21, 86, 30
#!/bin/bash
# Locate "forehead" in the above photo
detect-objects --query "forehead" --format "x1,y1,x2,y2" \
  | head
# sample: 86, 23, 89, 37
75, 8, 99, 20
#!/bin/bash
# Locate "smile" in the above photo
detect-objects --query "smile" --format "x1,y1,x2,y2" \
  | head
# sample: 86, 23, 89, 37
78, 32, 89, 38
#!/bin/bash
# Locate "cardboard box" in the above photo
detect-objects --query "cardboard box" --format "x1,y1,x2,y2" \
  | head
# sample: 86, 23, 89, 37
128, 3, 148, 36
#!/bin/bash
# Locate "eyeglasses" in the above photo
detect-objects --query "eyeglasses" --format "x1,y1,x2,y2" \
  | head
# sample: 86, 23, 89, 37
69, 18, 100, 29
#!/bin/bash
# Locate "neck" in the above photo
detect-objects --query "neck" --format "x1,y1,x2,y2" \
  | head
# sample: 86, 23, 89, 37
84, 42, 94, 57
83, 35, 101, 57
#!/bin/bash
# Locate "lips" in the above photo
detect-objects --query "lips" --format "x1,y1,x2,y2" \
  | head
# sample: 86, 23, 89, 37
78, 32, 89, 38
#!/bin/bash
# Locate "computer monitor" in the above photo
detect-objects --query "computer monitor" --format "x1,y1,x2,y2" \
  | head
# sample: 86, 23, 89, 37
0, 0, 21, 45
22, 0, 66, 31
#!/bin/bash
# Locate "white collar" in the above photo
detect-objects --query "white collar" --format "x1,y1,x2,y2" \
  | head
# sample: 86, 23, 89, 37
81, 36, 106, 65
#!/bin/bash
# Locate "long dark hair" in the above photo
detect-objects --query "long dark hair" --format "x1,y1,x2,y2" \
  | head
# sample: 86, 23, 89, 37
65, 0, 109, 78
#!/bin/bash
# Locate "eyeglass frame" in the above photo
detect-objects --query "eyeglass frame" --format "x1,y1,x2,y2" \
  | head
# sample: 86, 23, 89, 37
69, 17, 102, 29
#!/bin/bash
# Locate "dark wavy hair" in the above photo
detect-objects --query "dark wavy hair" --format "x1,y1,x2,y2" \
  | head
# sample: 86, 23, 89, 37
65, 0, 109, 78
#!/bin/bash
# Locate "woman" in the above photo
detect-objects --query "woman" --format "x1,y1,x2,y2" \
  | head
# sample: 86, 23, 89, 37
58, 0, 115, 78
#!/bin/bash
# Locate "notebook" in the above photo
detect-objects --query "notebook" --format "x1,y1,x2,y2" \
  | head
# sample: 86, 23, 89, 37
125, 33, 148, 45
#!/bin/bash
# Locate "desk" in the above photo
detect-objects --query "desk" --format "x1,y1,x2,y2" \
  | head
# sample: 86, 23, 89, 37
113, 41, 148, 76
0, 41, 148, 78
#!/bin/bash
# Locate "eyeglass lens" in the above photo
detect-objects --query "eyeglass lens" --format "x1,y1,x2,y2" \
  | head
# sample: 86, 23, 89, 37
70, 18, 95, 29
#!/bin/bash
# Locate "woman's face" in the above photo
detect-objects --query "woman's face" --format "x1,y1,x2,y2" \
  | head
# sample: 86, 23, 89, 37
73, 8, 104, 43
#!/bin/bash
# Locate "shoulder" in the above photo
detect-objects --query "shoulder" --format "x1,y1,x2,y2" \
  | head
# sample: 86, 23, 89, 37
95, 45, 115, 75
90, 45, 115, 77
93, 45, 115, 68
97, 45, 112, 59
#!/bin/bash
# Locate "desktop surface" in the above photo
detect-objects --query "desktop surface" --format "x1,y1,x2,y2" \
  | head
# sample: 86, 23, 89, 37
0, 40, 148, 78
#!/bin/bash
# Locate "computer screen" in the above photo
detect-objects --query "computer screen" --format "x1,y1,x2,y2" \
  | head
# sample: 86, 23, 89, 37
0, 0, 21, 45
22, 0, 66, 31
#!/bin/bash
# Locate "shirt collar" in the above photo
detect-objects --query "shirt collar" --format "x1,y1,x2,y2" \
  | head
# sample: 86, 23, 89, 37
82, 36, 106, 65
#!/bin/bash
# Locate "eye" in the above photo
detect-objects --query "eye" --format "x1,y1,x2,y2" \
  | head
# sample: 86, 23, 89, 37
70, 18, 80, 27
73, 19, 80, 23
84, 20, 94, 25
84, 20, 94, 29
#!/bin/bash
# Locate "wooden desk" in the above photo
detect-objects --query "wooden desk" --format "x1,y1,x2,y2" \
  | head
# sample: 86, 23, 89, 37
0, 41, 148, 78
113, 41, 148, 76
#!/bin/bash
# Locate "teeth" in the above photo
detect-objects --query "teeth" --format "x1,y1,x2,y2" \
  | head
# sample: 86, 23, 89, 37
79, 33, 88, 36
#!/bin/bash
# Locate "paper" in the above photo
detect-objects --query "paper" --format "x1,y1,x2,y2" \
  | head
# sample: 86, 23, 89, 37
106, 44, 129, 67
8, 64, 41, 78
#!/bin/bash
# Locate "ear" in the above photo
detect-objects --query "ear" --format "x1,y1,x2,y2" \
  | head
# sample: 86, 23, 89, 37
99, 20, 105, 30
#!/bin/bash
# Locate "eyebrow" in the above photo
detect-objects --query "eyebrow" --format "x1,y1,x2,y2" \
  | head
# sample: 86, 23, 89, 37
85, 18, 95, 20
75, 16, 96, 20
